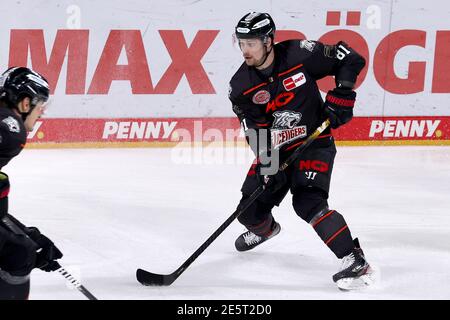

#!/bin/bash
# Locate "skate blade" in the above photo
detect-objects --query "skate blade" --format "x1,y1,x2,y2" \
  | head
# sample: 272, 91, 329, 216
336, 268, 376, 291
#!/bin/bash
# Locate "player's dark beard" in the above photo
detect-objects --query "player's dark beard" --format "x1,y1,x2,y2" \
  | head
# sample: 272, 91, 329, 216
254, 45, 272, 69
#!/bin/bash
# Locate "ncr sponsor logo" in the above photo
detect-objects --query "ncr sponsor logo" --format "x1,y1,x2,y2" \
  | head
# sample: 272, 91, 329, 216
369, 119, 441, 138
102, 121, 177, 140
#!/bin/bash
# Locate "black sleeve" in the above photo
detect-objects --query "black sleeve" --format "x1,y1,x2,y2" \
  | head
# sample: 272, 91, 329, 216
5, 214, 27, 230
0, 123, 10, 147
0, 224, 10, 248
229, 86, 270, 156
0, 215, 27, 248
302, 40, 366, 88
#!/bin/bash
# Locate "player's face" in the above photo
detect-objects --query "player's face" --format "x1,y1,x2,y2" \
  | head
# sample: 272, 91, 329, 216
24, 100, 47, 132
238, 38, 266, 66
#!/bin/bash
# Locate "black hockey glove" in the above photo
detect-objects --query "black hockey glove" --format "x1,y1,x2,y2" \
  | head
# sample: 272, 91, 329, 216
323, 88, 356, 129
26, 227, 63, 272
255, 163, 287, 193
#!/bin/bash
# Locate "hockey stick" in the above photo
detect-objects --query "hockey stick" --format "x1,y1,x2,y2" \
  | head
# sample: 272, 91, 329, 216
1, 216, 98, 300
54, 263, 97, 300
136, 119, 331, 286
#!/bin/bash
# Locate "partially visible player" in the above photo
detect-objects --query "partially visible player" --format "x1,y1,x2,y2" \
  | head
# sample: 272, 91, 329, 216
0, 67, 62, 300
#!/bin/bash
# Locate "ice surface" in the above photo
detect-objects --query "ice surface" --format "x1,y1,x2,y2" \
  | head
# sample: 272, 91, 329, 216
4, 145, 450, 300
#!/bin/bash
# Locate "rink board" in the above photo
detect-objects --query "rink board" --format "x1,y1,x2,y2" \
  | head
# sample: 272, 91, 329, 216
26, 116, 450, 148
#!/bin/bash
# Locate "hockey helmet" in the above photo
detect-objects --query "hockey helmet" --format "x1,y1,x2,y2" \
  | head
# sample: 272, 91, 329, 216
235, 12, 276, 40
0, 67, 50, 118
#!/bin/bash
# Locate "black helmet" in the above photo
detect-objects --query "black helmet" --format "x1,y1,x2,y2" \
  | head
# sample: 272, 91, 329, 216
0, 67, 50, 116
235, 12, 276, 40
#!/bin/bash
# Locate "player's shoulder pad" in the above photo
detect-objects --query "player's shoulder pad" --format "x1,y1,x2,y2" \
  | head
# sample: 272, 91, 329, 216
277, 39, 322, 60
276, 39, 319, 52
229, 62, 250, 102
298, 39, 323, 55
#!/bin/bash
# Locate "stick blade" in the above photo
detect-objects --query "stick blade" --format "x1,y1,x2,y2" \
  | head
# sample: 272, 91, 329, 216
136, 268, 175, 286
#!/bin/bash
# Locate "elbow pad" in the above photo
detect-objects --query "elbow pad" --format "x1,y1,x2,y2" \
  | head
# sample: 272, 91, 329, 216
334, 41, 366, 88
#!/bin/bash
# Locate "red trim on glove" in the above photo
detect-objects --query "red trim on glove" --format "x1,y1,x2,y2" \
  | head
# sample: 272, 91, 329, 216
326, 95, 355, 108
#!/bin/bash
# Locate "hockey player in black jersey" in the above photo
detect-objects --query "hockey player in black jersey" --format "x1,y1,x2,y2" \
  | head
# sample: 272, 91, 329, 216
0, 67, 62, 299
229, 12, 373, 290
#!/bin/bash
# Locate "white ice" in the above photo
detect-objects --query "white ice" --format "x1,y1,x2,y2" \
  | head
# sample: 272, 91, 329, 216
4, 145, 450, 300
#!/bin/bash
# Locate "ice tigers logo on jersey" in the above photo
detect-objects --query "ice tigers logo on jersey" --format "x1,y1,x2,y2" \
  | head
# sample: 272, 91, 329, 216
272, 111, 302, 129
2, 116, 20, 133
271, 111, 306, 149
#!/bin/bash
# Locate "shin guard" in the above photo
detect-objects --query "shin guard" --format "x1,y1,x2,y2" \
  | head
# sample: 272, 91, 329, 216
310, 209, 354, 258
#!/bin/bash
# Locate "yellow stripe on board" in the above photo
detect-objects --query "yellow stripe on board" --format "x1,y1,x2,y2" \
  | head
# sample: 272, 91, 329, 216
335, 140, 450, 146
25, 139, 450, 149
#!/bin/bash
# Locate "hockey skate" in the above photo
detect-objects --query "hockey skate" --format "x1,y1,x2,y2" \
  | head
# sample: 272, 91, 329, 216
333, 238, 375, 290
235, 222, 281, 252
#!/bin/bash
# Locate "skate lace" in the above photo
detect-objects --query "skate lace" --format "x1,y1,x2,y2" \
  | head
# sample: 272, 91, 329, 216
243, 231, 262, 246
